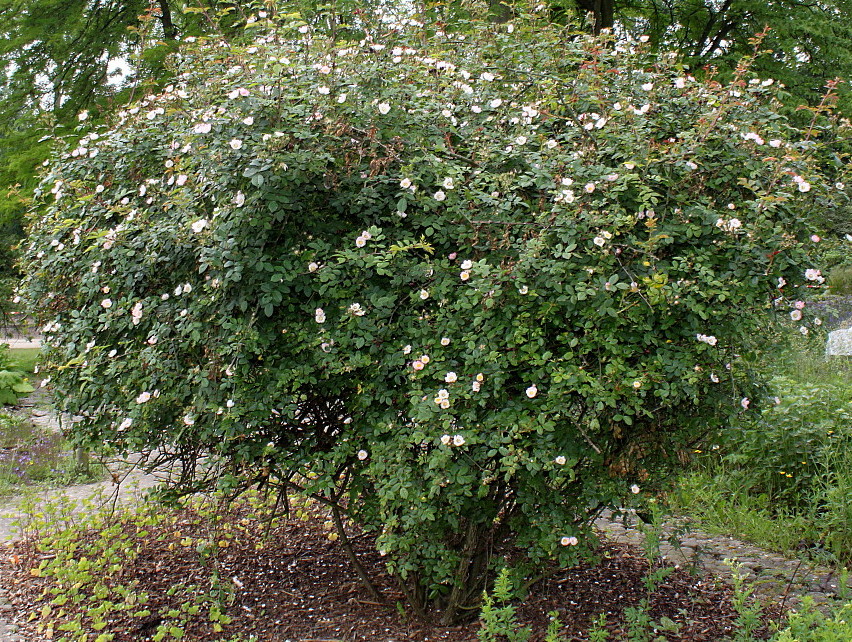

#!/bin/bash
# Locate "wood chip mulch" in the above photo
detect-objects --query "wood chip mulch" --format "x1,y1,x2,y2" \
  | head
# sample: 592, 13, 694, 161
0, 499, 784, 641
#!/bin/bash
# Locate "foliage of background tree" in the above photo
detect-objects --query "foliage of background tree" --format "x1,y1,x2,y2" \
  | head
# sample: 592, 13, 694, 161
20, 2, 846, 622
550, 0, 852, 115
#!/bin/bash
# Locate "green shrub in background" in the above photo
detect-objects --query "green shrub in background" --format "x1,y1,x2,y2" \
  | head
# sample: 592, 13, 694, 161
19, 2, 848, 622
828, 264, 852, 296
719, 375, 852, 509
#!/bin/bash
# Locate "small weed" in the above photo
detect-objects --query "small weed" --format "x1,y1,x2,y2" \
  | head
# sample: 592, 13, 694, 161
772, 597, 852, 641
587, 612, 609, 641
727, 560, 763, 641
477, 567, 532, 642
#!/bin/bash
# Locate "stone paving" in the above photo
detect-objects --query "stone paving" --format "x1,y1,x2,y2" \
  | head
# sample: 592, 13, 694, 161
595, 512, 850, 613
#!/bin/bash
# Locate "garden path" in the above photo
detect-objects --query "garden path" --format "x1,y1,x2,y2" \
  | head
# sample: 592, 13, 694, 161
1, 402, 849, 640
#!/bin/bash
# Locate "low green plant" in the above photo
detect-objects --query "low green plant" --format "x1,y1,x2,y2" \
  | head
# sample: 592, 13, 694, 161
18, 493, 240, 641
669, 468, 821, 556
810, 450, 852, 565
719, 376, 852, 510
622, 604, 654, 642
477, 567, 531, 642
618, 503, 681, 642
8, 347, 40, 374
544, 611, 567, 642
727, 560, 764, 642
0, 343, 34, 404
771, 598, 852, 641
587, 612, 610, 641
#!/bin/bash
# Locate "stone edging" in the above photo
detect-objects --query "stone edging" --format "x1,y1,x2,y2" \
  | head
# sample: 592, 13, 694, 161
595, 511, 850, 612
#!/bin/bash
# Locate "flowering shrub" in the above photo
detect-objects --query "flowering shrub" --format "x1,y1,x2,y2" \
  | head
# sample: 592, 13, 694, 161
20, 5, 846, 622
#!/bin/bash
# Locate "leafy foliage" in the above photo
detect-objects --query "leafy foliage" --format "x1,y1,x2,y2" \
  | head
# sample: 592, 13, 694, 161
19, 3, 847, 621
719, 375, 852, 508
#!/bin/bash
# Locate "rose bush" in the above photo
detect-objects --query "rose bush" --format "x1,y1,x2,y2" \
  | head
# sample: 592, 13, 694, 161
20, 4, 846, 622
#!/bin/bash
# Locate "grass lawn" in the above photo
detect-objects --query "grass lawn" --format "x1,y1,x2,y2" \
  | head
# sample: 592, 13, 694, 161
7, 347, 40, 374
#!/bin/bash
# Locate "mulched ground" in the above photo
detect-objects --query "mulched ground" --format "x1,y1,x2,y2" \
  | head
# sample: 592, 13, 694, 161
0, 498, 784, 641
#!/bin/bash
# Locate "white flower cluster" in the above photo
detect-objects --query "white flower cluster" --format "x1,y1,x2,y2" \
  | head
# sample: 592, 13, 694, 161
804, 268, 824, 283
355, 230, 372, 248
440, 434, 466, 446
434, 388, 451, 409
696, 334, 718, 346
715, 217, 742, 232
791, 175, 811, 192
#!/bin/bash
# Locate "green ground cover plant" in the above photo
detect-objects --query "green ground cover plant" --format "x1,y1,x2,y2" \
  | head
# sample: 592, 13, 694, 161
19, 0, 849, 623
0, 488, 806, 641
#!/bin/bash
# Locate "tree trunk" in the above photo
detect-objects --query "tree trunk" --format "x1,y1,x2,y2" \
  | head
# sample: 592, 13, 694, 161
158, 0, 178, 40
575, 0, 615, 34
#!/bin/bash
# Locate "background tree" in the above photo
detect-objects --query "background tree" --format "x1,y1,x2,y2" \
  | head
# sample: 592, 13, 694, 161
558, 0, 852, 114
